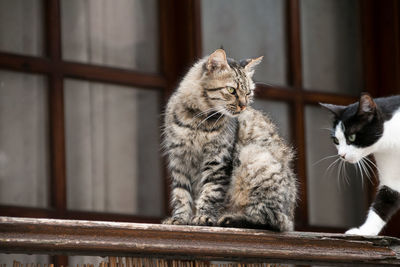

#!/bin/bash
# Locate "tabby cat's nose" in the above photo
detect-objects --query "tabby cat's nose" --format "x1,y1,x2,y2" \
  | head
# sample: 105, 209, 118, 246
238, 101, 246, 111
236, 105, 246, 112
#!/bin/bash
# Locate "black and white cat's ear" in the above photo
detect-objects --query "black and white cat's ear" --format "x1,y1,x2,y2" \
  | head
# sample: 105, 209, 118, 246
358, 92, 376, 115
319, 103, 346, 117
206, 49, 229, 73
241, 56, 263, 77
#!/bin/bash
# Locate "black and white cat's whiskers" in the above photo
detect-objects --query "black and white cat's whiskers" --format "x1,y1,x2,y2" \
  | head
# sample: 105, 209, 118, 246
314, 154, 354, 188
323, 132, 378, 187
355, 160, 367, 187
312, 153, 337, 166
326, 156, 345, 189
321, 93, 400, 236
314, 154, 340, 185
359, 158, 375, 181
340, 160, 350, 186
356, 157, 375, 185
317, 147, 377, 190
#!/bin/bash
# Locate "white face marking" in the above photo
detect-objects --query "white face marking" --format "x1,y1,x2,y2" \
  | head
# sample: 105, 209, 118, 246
333, 122, 369, 164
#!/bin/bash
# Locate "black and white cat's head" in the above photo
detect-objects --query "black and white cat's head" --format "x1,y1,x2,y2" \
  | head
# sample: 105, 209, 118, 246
320, 93, 384, 164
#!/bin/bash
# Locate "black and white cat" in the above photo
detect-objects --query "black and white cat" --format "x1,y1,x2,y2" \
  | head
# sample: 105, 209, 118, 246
321, 93, 400, 235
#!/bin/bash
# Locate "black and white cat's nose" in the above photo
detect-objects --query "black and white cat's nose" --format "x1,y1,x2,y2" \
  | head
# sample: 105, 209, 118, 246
340, 153, 346, 159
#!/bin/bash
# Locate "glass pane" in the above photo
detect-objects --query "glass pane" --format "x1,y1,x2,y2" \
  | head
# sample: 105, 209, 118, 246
305, 105, 367, 228
64, 79, 163, 216
0, 70, 49, 208
0, 254, 49, 266
201, 0, 287, 86
301, 0, 362, 95
0, 0, 43, 56
252, 99, 290, 141
61, 0, 159, 72
69, 256, 104, 267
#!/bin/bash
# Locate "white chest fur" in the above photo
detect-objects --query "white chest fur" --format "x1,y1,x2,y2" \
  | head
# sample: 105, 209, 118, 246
373, 110, 400, 192
343, 107, 400, 236
376, 110, 400, 149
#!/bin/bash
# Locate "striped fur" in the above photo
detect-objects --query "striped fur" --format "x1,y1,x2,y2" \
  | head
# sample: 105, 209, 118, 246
162, 49, 297, 231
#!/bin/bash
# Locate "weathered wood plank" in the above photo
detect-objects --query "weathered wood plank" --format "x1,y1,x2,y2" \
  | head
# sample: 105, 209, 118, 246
0, 217, 399, 266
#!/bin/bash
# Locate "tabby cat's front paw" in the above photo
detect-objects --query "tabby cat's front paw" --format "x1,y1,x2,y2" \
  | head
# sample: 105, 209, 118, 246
217, 214, 245, 228
162, 216, 189, 225
191, 215, 215, 226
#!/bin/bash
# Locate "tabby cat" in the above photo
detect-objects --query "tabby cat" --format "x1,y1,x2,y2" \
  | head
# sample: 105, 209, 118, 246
321, 93, 400, 235
162, 49, 297, 231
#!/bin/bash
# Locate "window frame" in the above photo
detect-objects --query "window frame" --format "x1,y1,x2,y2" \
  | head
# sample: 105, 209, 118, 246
1, 0, 399, 238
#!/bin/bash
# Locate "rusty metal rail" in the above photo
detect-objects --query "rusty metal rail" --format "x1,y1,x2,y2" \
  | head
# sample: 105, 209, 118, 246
1, 216, 400, 266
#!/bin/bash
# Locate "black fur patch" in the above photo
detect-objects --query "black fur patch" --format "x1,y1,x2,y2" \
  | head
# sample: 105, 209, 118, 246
339, 107, 384, 147
375, 95, 400, 120
372, 186, 400, 222
331, 95, 400, 148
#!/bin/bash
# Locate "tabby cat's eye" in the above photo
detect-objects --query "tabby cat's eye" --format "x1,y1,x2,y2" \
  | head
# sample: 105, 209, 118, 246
348, 134, 356, 142
227, 86, 235, 94
332, 136, 339, 145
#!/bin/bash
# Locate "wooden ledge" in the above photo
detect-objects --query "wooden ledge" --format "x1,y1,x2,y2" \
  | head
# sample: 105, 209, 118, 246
0, 216, 400, 266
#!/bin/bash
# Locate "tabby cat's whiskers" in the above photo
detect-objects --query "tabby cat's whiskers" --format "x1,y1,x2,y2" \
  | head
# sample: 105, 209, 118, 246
163, 49, 296, 231
193, 107, 218, 120
255, 81, 273, 87
197, 108, 225, 128
213, 113, 225, 128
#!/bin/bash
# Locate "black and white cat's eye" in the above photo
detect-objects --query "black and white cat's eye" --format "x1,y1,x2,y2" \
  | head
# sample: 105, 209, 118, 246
348, 134, 356, 142
227, 86, 236, 94
332, 136, 339, 145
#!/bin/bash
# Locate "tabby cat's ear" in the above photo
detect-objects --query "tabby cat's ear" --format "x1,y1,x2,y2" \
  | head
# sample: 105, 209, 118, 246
242, 56, 263, 77
206, 49, 229, 73
319, 103, 346, 117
